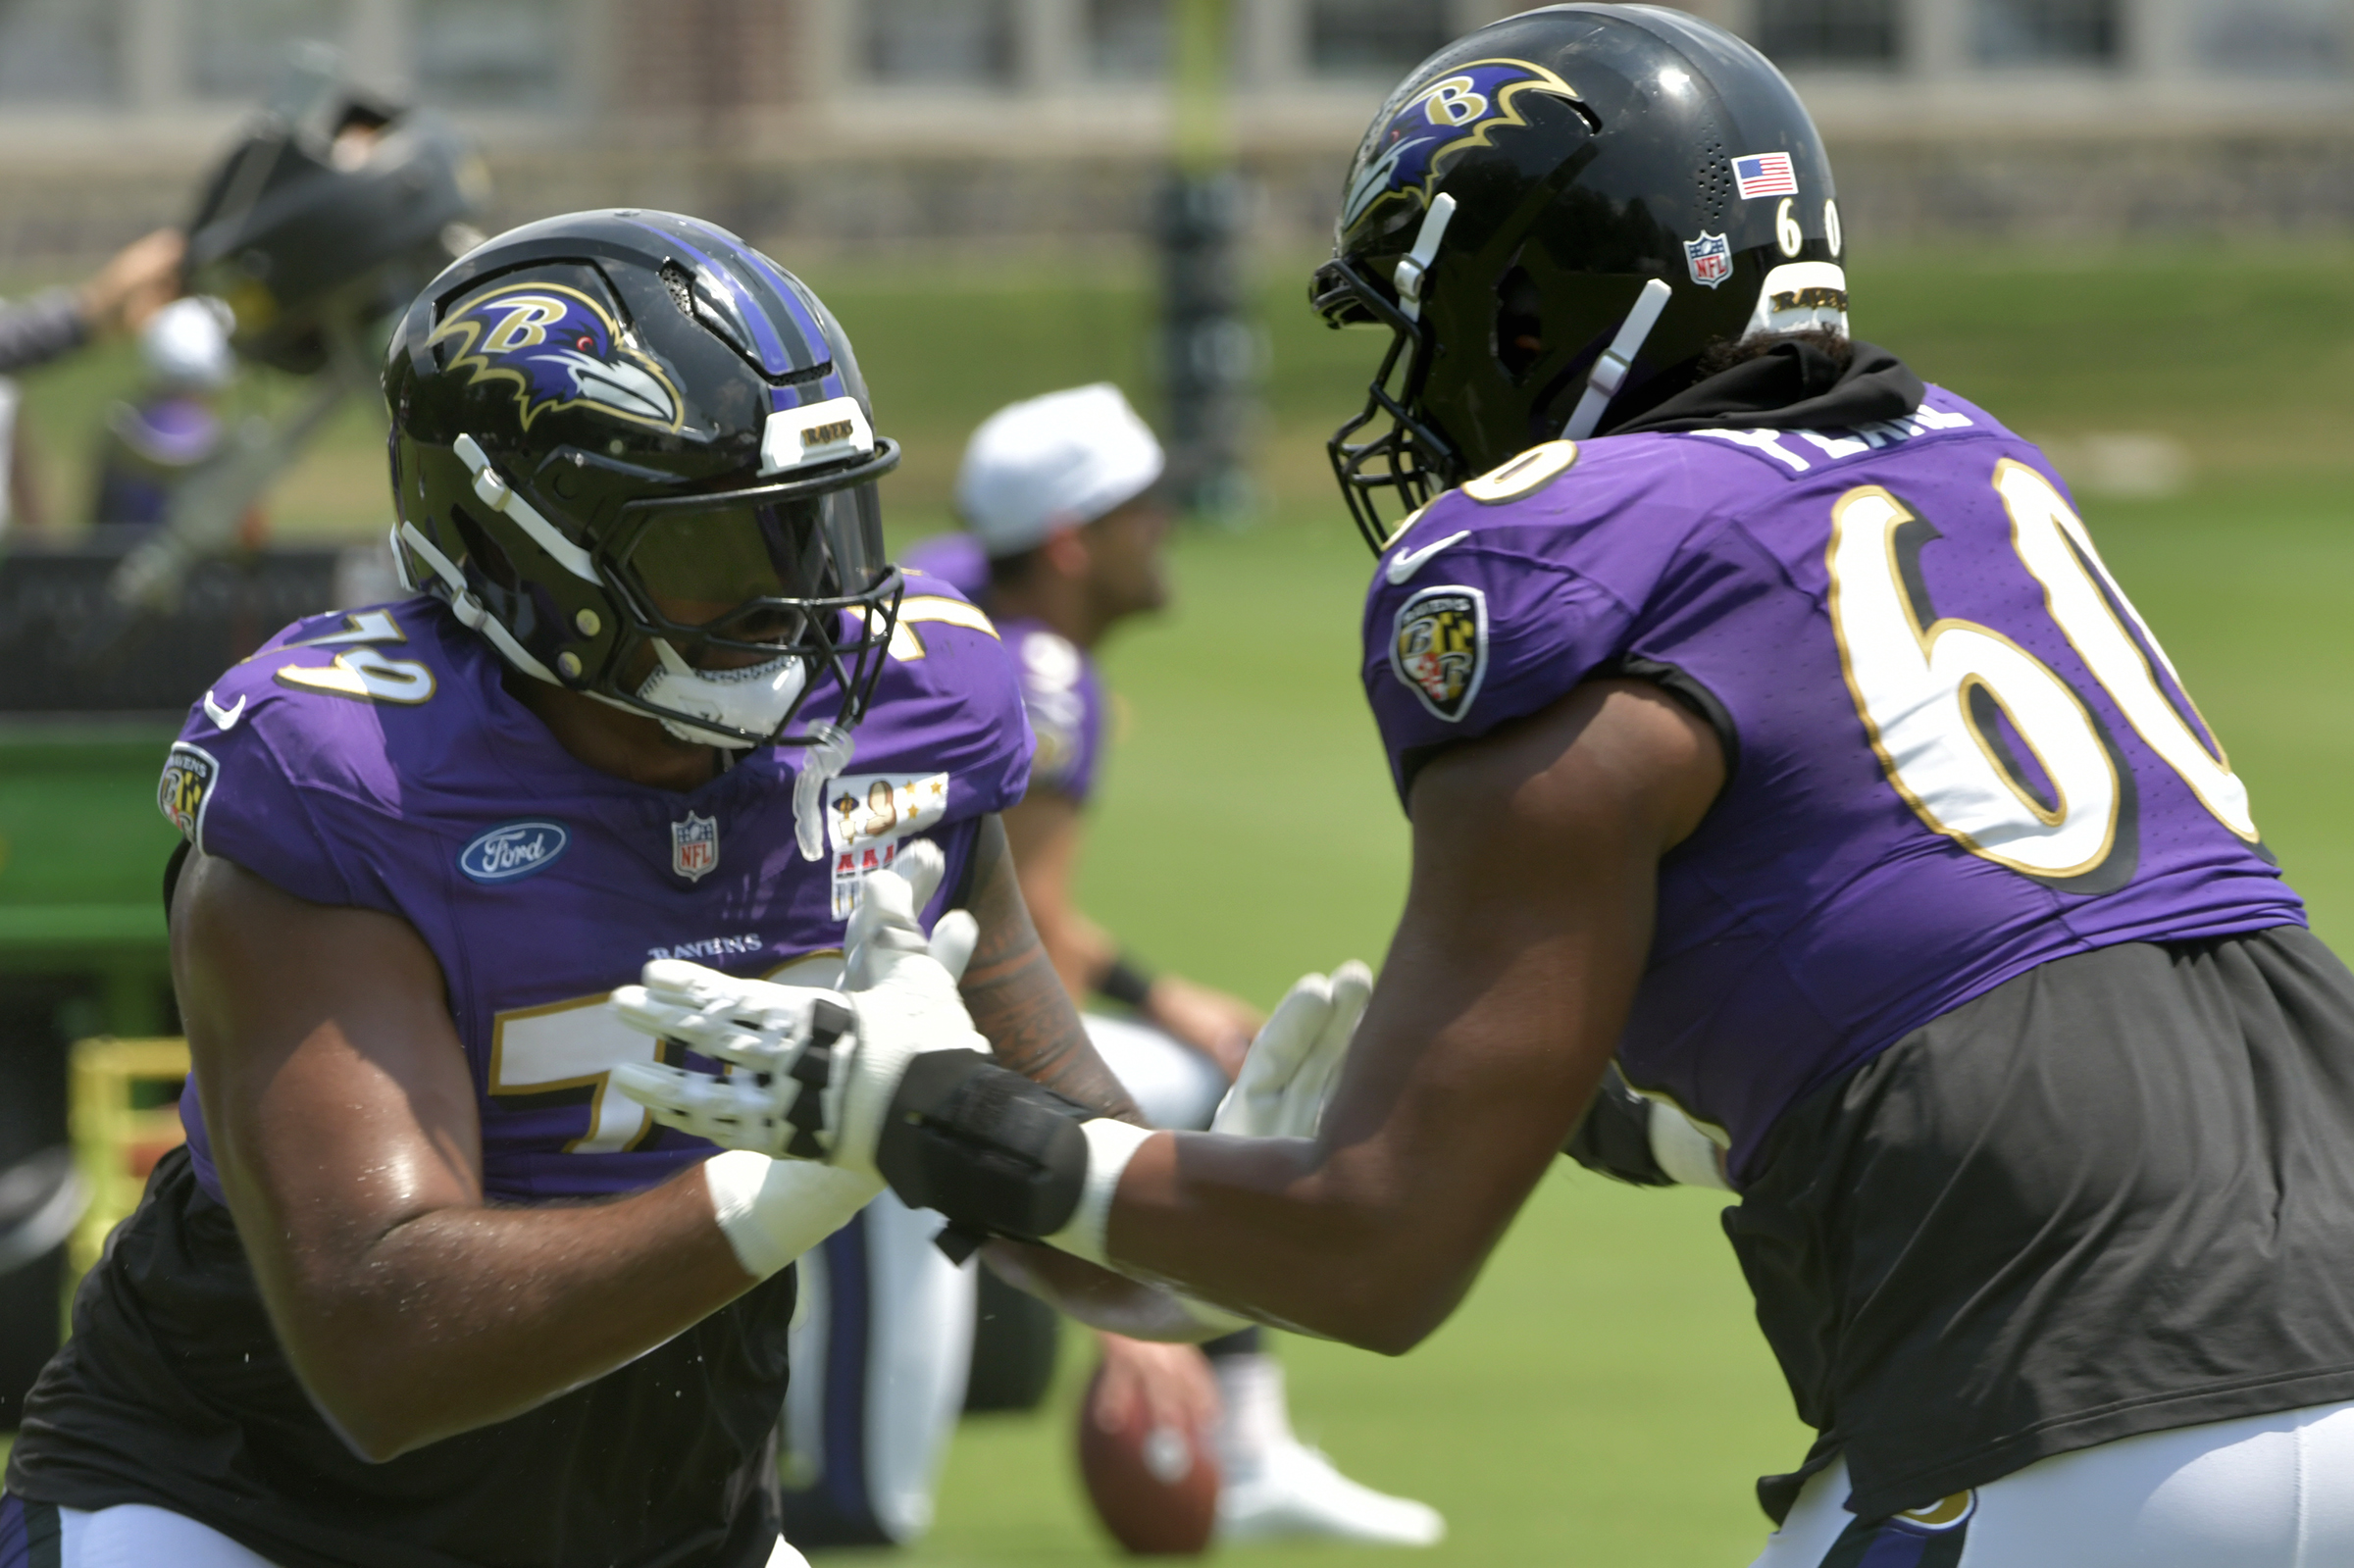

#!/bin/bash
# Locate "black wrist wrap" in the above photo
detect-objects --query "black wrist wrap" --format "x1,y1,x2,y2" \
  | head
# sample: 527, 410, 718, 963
1096, 954, 1154, 1010
875, 1051, 1095, 1261
1561, 1062, 1675, 1187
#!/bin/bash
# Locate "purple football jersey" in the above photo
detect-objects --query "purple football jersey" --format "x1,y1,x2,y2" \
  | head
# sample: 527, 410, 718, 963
158, 589, 1031, 1204
1361, 387, 2302, 1180
902, 532, 1106, 803
901, 531, 989, 601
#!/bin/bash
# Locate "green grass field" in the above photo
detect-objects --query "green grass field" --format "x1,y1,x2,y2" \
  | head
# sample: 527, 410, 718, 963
3, 241, 2351, 1563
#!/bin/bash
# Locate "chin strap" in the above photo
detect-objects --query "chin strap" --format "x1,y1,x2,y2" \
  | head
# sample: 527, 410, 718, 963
452, 434, 599, 582
793, 720, 856, 862
1561, 278, 1675, 440
397, 520, 561, 684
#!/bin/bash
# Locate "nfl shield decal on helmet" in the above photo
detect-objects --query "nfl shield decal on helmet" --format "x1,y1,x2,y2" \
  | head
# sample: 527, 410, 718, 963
1392, 585, 1488, 722
671, 812, 720, 883
1684, 231, 1733, 288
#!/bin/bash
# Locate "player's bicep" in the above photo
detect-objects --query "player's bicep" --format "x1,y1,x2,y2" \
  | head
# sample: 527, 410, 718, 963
1320, 680, 1723, 1218
1000, 787, 1085, 925
1000, 788, 1113, 993
170, 850, 483, 1267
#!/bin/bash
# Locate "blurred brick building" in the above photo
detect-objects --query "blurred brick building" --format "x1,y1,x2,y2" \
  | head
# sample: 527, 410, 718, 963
0, 0, 2349, 258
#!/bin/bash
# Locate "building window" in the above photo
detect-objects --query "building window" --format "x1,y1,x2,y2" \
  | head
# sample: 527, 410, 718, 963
1308, 0, 1453, 78
1973, 0, 2119, 65
415, 0, 568, 107
2205, 0, 2346, 76
189, 0, 350, 99
0, 0, 121, 102
1757, 0, 1899, 68
866, 0, 1015, 86
1090, 0, 1169, 79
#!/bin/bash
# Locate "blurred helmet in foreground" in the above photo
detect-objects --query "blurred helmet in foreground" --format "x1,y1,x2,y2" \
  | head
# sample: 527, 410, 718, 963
184, 78, 489, 376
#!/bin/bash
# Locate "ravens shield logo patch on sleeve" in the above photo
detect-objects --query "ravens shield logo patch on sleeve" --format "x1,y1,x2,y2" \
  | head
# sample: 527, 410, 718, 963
1392, 585, 1488, 722
157, 742, 220, 849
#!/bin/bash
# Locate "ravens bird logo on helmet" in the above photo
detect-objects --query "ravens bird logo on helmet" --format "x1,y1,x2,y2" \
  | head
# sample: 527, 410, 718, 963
429, 281, 683, 432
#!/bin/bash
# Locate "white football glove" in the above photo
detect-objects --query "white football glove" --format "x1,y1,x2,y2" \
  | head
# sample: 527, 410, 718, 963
1647, 1097, 1734, 1191
609, 843, 987, 1183
1044, 961, 1373, 1274
1210, 960, 1372, 1139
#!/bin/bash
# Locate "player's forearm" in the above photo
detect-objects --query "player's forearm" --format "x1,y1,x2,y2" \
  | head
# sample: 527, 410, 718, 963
244, 1167, 754, 1462
1090, 688, 1712, 1349
1099, 1114, 1540, 1354
962, 815, 1143, 1120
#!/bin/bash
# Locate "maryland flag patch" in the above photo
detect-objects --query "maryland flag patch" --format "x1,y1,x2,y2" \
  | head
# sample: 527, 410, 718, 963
1391, 585, 1488, 722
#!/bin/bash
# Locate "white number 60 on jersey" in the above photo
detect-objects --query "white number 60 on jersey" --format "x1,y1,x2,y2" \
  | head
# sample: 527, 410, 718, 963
1827, 459, 2256, 887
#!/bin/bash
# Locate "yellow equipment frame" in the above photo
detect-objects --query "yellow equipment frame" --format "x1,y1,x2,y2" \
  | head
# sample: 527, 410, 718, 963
66, 1037, 190, 1323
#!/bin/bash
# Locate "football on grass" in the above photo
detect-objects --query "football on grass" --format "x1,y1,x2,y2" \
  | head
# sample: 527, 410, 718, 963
1076, 1360, 1220, 1555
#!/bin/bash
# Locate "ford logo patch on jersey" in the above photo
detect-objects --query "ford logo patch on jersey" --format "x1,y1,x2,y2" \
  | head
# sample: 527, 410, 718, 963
460, 821, 570, 884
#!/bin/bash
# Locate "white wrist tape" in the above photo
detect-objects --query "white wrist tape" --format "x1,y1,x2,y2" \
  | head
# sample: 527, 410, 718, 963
703, 1149, 882, 1280
1039, 1121, 1255, 1340
1043, 1118, 1155, 1267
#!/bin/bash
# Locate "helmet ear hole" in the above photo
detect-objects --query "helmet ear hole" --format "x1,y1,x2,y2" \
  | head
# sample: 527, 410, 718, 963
448, 501, 520, 592
1495, 265, 1545, 381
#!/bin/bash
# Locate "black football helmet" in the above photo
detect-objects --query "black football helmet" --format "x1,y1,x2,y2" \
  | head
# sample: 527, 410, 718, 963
384, 209, 902, 751
1313, 4, 1849, 549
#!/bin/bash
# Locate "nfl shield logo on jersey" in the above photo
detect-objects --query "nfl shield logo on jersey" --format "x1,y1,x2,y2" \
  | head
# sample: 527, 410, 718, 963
671, 813, 720, 883
1391, 585, 1489, 722
1684, 230, 1732, 288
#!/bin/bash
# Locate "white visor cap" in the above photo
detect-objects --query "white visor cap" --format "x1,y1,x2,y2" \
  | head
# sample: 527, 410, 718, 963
955, 382, 1165, 558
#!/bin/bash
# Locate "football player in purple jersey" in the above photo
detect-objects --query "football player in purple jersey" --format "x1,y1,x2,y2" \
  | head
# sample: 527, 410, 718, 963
0, 211, 1163, 1568
611, 9, 2354, 1565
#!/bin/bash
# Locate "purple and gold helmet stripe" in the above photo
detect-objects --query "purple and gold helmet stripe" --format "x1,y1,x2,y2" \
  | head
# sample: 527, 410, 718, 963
626, 216, 849, 412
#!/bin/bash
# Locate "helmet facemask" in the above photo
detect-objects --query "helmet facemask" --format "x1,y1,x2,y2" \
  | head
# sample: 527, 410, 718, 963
1314, 250, 1464, 555
604, 468, 902, 750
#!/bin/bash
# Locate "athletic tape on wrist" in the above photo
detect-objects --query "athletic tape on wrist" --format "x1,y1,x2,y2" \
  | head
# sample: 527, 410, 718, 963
703, 1149, 878, 1280
1044, 1118, 1155, 1267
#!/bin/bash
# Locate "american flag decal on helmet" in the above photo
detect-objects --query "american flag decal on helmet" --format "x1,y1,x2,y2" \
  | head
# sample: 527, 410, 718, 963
1732, 152, 1799, 199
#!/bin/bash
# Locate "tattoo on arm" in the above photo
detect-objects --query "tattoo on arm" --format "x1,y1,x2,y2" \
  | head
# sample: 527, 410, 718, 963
960, 816, 1144, 1123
